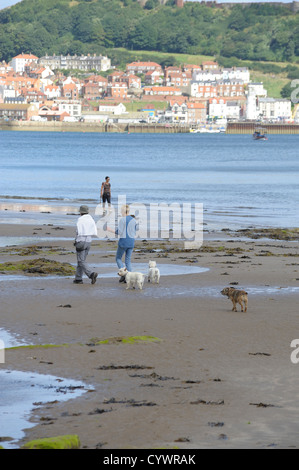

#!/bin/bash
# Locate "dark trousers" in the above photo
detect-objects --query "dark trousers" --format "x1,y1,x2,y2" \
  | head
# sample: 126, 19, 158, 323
102, 193, 111, 204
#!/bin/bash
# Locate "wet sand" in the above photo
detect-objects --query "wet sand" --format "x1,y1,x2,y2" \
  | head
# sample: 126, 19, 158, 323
0, 222, 299, 449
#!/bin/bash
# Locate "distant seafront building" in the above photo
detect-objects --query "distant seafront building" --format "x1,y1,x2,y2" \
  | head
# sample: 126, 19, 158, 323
11, 53, 39, 73
246, 82, 291, 121
246, 83, 267, 120
38, 54, 111, 72
258, 98, 291, 121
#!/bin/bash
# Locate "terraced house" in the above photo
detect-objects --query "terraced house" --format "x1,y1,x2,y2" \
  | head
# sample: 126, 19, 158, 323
39, 54, 111, 72
0, 103, 37, 120
126, 61, 162, 75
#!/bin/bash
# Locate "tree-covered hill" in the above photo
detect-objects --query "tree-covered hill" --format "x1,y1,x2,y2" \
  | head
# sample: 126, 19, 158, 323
0, 0, 298, 64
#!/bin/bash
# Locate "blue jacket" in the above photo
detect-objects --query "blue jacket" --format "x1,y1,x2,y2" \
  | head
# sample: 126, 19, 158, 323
116, 215, 137, 248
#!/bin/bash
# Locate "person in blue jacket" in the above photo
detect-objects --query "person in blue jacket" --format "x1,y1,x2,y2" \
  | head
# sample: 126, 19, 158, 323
115, 204, 137, 283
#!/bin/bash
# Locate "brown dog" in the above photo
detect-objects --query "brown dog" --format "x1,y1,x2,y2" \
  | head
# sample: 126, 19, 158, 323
221, 287, 248, 312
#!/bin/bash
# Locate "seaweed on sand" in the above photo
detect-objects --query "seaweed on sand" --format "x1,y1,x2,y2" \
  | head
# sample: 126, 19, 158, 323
0, 258, 75, 275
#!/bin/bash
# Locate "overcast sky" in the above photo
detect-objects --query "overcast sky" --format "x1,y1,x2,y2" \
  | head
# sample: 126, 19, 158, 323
0, 0, 293, 10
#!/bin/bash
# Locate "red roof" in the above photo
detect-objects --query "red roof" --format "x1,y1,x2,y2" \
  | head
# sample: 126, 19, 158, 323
187, 102, 206, 109
127, 61, 161, 67
13, 53, 38, 60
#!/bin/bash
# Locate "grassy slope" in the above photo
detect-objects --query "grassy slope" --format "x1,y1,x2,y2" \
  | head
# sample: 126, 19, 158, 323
250, 72, 290, 99
109, 47, 215, 67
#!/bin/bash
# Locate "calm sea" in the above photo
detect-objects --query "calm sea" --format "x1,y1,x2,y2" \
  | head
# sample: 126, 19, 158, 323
0, 130, 298, 230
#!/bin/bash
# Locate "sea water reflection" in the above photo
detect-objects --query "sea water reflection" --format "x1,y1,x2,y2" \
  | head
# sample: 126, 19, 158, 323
0, 369, 92, 449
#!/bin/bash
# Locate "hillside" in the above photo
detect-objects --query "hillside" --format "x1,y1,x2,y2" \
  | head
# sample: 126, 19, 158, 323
106, 47, 297, 98
0, 0, 298, 65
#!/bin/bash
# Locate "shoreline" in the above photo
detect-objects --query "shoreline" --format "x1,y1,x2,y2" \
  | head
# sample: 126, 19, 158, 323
0, 200, 298, 235
1, 121, 299, 134
0, 221, 299, 449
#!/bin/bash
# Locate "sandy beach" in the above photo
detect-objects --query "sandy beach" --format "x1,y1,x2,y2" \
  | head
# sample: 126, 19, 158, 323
1, 221, 299, 450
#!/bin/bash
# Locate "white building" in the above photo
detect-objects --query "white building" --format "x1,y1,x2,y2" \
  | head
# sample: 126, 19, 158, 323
258, 98, 292, 121
209, 98, 227, 119
98, 103, 126, 115
248, 82, 268, 97
222, 67, 250, 84
11, 53, 39, 73
0, 61, 13, 74
192, 67, 249, 84
55, 100, 82, 118
38, 65, 54, 79
39, 54, 111, 72
43, 84, 61, 100
188, 81, 217, 98
226, 101, 241, 120
192, 69, 222, 82
164, 101, 188, 123
245, 82, 267, 120
0, 85, 16, 101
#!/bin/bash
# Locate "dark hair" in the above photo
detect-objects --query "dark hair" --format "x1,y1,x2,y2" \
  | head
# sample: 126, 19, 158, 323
105, 176, 110, 180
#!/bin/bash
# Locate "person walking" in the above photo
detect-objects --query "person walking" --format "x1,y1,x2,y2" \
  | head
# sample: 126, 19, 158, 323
100, 176, 111, 213
115, 205, 137, 283
73, 205, 98, 285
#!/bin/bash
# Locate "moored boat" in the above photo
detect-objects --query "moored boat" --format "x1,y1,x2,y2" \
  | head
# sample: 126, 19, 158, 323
253, 127, 268, 140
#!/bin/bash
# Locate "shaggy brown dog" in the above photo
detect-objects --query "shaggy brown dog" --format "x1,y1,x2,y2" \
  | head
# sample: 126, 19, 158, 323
221, 287, 248, 312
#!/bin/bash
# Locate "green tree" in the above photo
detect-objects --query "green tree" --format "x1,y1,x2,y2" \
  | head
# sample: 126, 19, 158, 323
281, 81, 292, 100
0, 0, 298, 64
144, 0, 159, 10
227, 7, 248, 31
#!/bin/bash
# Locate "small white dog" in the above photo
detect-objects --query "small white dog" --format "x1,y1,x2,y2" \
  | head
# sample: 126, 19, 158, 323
148, 260, 160, 284
118, 267, 145, 290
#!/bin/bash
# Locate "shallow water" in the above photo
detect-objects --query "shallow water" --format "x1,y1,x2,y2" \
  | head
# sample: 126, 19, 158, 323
0, 271, 298, 300
0, 369, 92, 449
1, 132, 299, 230
0, 328, 28, 348
0, 236, 72, 248
91, 262, 209, 277
0, 262, 209, 282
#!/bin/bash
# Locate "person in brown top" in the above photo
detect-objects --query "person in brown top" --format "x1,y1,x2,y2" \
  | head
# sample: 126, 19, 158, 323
100, 176, 111, 213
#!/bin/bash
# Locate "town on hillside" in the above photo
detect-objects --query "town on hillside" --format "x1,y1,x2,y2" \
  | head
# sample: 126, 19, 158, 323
0, 52, 296, 129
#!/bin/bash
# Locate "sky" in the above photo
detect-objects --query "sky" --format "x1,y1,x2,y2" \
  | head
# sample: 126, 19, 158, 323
188, 0, 292, 2
0, 0, 22, 9
0, 0, 293, 9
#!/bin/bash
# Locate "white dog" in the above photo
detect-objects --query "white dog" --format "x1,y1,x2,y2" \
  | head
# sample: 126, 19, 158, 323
118, 267, 145, 290
148, 260, 160, 284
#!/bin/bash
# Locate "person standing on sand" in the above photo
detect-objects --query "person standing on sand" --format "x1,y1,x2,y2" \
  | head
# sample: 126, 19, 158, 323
100, 176, 111, 213
115, 205, 137, 283
73, 205, 98, 285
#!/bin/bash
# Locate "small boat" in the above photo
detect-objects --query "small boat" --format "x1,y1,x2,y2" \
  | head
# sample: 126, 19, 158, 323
253, 127, 268, 140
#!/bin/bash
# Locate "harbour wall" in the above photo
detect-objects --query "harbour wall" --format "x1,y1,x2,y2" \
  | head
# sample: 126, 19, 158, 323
226, 122, 299, 134
0, 121, 190, 134
1, 120, 299, 134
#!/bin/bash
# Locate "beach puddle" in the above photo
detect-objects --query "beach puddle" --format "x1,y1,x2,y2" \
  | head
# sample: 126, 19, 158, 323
0, 369, 92, 449
0, 262, 209, 281
0, 328, 28, 348
88, 262, 210, 278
